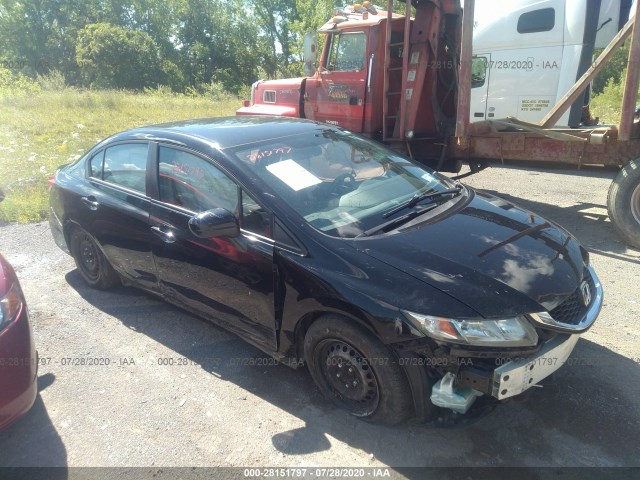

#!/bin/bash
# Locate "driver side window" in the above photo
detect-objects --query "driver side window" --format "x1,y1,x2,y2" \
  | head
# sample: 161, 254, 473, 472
158, 147, 238, 214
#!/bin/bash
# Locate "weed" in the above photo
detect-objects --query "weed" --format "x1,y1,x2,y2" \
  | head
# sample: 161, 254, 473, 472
0, 89, 240, 223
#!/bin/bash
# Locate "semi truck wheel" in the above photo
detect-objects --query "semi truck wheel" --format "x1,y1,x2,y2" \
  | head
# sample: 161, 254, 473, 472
607, 158, 640, 249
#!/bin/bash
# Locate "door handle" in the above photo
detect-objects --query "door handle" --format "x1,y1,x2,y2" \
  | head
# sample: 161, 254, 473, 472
151, 226, 176, 244
81, 196, 100, 211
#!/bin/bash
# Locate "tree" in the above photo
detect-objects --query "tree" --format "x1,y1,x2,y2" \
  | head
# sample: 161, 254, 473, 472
250, 0, 298, 76
76, 23, 168, 89
174, 0, 265, 93
0, 0, 344, 92
593, 42, 630, 95
288, 0, 339, 75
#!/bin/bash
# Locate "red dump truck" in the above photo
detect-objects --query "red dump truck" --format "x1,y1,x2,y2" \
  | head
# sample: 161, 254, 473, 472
238, 0, 640, 249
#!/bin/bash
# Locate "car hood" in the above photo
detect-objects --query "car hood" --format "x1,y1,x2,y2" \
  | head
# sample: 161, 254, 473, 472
348, 190, 587, 318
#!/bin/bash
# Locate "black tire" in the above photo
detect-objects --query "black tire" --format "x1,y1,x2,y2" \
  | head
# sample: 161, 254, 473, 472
70, 227, 120, 289
607, 158, 640, 249
304, 315, 414, 425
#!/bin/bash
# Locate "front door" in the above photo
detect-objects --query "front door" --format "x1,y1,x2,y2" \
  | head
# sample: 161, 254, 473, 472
149, 145, 277, 350
304, 31, 369, 132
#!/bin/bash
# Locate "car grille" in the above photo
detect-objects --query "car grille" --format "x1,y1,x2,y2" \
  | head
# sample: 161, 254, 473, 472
549, 269, 596, 326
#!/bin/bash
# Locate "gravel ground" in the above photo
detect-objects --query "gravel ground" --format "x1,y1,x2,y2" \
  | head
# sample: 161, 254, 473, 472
0, 162, 639, 474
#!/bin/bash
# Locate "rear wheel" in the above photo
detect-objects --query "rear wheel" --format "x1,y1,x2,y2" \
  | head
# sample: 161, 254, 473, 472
607, 158, 640, 249
304, 315, 413, 425
70, 227, 120, 289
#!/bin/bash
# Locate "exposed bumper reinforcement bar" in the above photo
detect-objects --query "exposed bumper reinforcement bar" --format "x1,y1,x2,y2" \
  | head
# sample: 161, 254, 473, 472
491, 334, 580, 400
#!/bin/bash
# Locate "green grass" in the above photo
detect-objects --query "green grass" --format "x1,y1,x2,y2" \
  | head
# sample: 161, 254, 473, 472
590, 72, 640, 124
0, 89, 239, 223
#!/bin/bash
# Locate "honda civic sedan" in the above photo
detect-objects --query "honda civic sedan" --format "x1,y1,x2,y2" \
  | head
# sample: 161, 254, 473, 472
49, 116, 602, 424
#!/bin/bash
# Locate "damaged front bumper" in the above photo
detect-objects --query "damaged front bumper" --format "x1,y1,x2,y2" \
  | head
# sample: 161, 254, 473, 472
398, 266, 603, 418
430, 333, 580, 414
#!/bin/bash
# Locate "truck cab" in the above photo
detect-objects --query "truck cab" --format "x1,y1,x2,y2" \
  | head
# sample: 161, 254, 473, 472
238, 8, 411, 136
238, 2, 462, 167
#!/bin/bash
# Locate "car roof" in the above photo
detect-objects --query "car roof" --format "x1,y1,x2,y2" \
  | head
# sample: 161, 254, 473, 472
107, 116, 326, 151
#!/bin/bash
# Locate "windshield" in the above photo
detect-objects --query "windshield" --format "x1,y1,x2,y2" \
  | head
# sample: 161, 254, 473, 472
231, 128, 458, 238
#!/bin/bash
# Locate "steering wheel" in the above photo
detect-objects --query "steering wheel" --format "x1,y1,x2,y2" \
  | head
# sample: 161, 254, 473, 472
331, 172, 357, 195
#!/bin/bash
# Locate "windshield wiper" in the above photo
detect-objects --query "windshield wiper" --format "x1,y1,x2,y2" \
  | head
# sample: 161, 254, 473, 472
382, 185, 463, 219
358, 203, 440, 237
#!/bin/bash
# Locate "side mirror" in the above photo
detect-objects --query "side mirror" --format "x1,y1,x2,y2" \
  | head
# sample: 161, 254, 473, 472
188, 208, 239, 239
303, 32, 318, 76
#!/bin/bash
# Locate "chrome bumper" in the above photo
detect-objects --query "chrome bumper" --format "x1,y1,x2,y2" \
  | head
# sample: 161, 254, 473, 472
492, 334, 579, 400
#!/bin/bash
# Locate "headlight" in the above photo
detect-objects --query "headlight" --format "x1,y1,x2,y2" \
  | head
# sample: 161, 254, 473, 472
0, 283, 22, 332
402, 311, 538, 347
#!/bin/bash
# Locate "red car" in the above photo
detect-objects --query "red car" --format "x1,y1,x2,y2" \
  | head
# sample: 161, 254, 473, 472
0, 252, 37, 430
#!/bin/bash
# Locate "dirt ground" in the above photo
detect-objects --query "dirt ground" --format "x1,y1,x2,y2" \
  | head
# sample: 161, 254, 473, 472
0, 162, 639, 475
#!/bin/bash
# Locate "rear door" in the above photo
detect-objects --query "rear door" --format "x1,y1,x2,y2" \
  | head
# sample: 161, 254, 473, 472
148, 145, 277, 350
78, 142, 159, 291
304, 30, 369, 132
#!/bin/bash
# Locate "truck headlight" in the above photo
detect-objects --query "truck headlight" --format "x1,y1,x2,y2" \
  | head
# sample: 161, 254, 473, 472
402, 311, 538, 347
0, 283, 22, 332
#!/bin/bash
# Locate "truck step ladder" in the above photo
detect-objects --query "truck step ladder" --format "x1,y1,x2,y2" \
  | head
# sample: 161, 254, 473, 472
382, 0, 412, 142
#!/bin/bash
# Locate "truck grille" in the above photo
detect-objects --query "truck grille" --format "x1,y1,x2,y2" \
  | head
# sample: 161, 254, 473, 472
549, 269, 596, 326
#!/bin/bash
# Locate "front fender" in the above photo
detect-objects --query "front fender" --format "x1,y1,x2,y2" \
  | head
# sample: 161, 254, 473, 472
274, 247, 477, 360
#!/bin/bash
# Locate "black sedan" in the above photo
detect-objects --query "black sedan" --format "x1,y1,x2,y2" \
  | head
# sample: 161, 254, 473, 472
49, 116, 602, 424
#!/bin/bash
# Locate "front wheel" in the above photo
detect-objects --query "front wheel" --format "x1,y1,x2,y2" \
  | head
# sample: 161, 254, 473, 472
70, 227, 120, 289
607, 159, 640, 249
304, 315, 414, 425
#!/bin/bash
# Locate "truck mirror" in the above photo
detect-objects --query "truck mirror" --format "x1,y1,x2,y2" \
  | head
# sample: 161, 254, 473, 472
303, 32, 317, 76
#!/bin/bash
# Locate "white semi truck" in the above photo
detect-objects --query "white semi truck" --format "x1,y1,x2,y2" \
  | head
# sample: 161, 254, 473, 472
471, 0, 635, 126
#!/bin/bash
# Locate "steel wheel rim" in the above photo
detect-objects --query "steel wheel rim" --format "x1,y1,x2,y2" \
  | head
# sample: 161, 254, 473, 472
631, 183, 640, 226
78, 234, 100, 280
315, 339, 379, 416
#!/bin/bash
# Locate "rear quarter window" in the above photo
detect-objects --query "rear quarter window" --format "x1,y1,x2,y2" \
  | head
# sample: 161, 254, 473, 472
102, 143, 149, 193
89, 151, 104, 178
